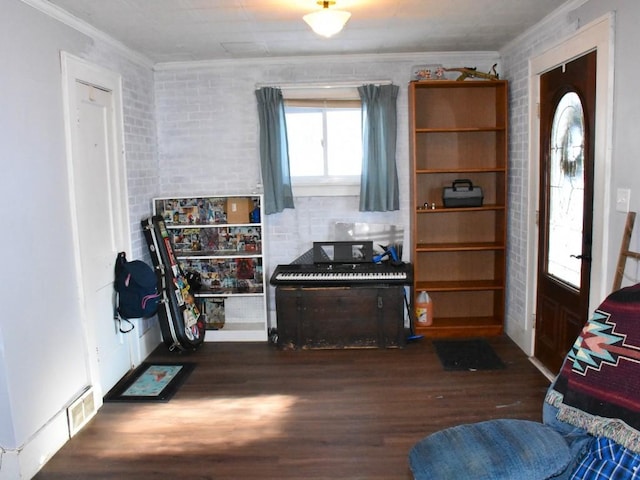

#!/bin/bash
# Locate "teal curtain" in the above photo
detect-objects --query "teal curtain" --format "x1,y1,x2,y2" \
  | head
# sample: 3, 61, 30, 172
358, 84, 400, 212
255, 87, 294, 214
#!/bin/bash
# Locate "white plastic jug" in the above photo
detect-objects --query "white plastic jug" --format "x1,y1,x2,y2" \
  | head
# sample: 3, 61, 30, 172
415, 291, 433, 326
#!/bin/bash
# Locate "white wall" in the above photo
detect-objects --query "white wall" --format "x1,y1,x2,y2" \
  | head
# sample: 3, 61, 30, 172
153, 52, 501, 328
501, 0, 640, 349
0, 1, 159, 477
1, 0, 91, 468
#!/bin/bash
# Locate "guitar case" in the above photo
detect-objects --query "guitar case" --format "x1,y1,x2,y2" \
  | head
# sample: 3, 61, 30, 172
141, 215, 205, 351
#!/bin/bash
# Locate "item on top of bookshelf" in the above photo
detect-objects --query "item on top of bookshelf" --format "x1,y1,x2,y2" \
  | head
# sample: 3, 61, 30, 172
444, 63, 499, 81
412, 64, 445, 81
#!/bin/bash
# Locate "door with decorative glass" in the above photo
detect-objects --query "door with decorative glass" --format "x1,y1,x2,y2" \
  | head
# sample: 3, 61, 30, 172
535, 51, 596, 374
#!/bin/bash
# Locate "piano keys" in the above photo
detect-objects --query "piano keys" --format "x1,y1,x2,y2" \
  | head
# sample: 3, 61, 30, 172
270, 262, 413, 287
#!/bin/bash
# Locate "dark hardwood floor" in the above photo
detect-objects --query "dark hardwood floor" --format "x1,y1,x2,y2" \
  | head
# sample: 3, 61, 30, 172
35, 336, 550, 479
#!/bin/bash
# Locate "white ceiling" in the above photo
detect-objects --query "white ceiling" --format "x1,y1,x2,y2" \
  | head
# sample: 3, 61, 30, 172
43, 0, 570, 64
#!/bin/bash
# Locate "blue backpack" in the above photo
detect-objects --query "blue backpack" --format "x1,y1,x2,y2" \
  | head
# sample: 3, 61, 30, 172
114, 252, 160, 331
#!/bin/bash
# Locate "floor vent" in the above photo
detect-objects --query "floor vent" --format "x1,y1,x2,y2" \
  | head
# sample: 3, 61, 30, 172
67, 387, 97, 437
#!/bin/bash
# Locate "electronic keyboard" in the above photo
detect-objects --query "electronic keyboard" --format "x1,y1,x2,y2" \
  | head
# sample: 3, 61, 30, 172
270, 263, 412, 286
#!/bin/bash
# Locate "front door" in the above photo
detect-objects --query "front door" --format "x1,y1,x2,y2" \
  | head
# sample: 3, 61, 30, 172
535, 51, 597, 374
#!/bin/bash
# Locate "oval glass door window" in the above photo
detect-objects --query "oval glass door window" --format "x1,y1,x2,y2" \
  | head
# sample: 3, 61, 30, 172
547, 91, 585, 288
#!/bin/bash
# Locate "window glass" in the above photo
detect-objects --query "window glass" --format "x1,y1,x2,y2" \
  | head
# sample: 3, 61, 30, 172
284, 98, 362, 183
285, 108, 324, 177
326, 109, 362, 176
547, 91, 585, 288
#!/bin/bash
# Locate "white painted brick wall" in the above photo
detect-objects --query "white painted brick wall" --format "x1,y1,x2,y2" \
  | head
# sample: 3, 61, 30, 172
500, 7, 581, 346
154, 53, 500, 327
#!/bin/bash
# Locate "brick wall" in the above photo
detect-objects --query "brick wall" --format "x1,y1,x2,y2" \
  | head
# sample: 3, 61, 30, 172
499, 6, 581, 347
153, 53, 499, 327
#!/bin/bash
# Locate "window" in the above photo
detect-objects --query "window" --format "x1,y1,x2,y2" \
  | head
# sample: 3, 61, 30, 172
283, 87, 362, 196
547, 91, 585, 288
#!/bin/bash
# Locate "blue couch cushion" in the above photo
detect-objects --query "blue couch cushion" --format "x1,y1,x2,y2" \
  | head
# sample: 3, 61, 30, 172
409, 419, 572, 480
570, 436, 640, 479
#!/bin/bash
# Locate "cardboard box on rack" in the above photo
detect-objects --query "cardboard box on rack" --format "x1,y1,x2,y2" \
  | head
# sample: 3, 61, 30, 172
226, 197, 254, 224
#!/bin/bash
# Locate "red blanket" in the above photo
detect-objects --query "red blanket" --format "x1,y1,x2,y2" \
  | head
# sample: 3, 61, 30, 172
547, 283, 640, 453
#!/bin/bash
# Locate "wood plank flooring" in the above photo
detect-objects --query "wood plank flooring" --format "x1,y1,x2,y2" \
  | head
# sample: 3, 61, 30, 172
35, 336, 550, 480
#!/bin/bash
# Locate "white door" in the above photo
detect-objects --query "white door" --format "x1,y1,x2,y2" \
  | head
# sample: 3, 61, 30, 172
63, 53, 133, 398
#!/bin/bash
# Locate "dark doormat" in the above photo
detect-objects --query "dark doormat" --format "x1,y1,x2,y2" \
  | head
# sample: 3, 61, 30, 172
433, 339, 506, 371
104, 362, 195, 402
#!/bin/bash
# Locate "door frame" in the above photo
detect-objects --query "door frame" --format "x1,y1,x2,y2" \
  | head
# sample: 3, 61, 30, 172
61, 51, 133, 400
524, 14, 614, 357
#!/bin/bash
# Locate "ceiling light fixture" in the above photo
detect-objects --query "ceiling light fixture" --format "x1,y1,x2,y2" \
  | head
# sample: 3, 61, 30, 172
303, 1, 351, 38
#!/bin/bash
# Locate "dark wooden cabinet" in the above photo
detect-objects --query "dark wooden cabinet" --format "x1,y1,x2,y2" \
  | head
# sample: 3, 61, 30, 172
275, 286, 406, 349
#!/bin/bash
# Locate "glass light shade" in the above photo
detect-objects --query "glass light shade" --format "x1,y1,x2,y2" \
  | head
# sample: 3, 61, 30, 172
303, 9, 351, 37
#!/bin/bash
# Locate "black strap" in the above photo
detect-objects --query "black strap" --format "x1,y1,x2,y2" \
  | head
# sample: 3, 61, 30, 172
113, 291, 135, 333
117, 317, 135, 334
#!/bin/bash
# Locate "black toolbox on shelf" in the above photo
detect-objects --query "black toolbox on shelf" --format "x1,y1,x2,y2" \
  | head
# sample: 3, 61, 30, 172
442, 179, 484, 208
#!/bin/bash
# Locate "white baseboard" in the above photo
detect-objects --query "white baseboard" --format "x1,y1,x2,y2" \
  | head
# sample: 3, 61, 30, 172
529, 356, 556, 382
2, 408, 69, 480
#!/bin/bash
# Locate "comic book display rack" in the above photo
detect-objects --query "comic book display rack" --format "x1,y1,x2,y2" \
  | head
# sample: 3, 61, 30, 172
153, 195, 267, 342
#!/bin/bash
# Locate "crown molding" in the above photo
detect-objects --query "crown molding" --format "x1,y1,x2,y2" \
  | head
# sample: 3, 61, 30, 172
501, 0, 591, 53
20, 0, 154, 69
153, 50, 500, 72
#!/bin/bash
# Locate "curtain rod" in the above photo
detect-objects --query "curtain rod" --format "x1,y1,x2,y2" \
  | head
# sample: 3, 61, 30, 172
255, 80, 392, 90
